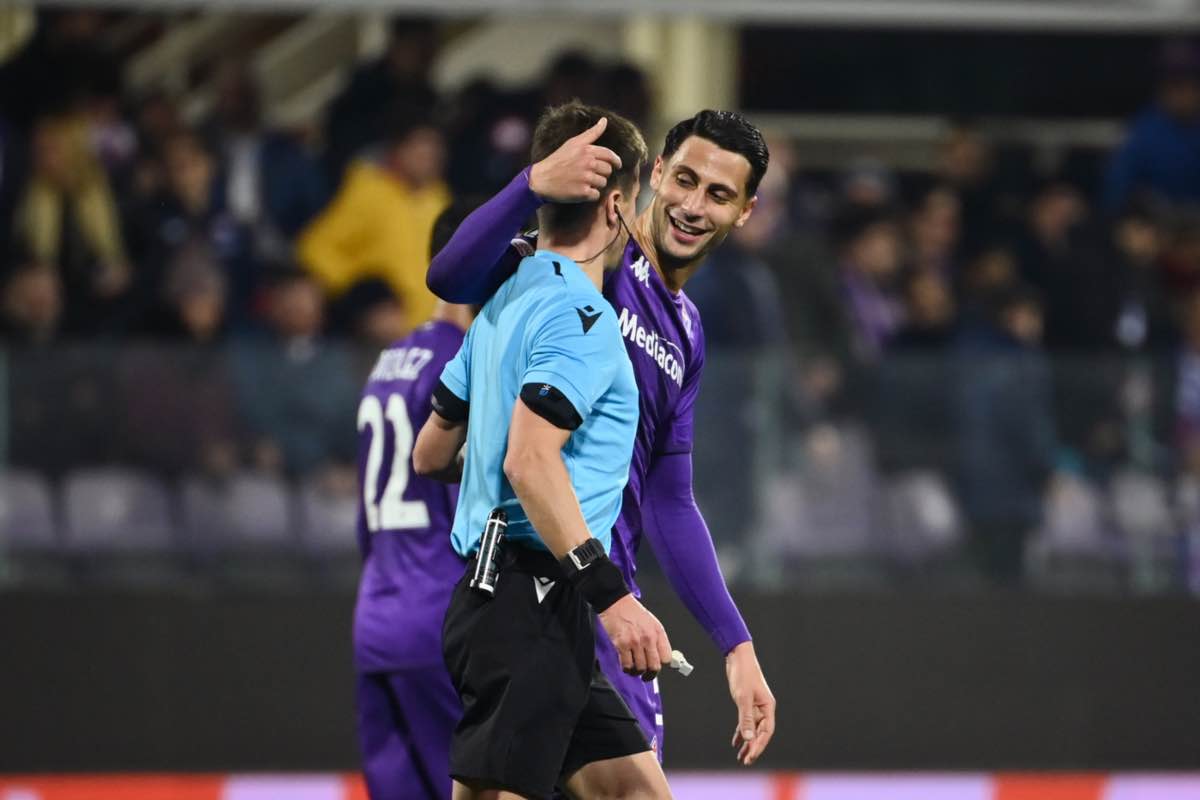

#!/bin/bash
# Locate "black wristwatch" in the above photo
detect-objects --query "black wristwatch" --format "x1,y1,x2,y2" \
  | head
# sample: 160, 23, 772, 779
558, 538, 629, 613
563, 538, 607, 574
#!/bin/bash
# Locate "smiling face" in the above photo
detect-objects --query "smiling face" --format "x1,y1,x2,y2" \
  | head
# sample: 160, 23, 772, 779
646, 135, 758, 271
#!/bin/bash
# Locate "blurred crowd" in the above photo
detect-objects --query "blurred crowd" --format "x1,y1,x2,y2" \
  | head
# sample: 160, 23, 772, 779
3, 11, 1200, 586
685, 39, 1200, 587
0, 11, 650, 487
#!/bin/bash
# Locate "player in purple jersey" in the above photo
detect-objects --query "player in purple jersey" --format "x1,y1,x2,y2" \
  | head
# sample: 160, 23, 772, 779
426, 112, 777, 766
353, 203, 479, 800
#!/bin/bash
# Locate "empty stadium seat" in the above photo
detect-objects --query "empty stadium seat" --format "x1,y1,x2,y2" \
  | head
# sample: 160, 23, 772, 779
296, 477, 361, 587
1027, 475, 1124, 590
62, 468, 173, 553
60, 468, 179, 585
749, 425, 888, 588
181, 472, 295, 552
180, 472, 302, 586
0, 470, 67, 585
1110, 470, 1181, 591
881, 470, 964, 562
297, 477, 358, 556
0, 470, 57, 552
1111, 470, 1175, 540
796, 424, 880, 558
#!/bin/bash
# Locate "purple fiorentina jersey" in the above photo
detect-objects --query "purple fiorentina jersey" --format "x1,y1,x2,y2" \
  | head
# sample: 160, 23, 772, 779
353, 320, 467, 673
604, 239, 705, 594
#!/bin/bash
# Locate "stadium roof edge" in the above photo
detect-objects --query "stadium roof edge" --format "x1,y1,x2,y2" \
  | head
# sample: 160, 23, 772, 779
29, 0, 1200, 33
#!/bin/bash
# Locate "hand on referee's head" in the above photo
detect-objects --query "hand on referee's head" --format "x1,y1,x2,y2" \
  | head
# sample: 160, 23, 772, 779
529, 117, 624, 203
598, 593, 673, 681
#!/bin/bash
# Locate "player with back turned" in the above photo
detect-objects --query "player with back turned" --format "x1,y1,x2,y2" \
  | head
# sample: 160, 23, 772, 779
413, 102, 673, 799
426, 110, 777, 766
352, 201, 481, 800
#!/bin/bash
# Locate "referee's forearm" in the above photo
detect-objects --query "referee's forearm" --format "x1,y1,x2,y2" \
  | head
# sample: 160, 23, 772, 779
413, 413, 466, 480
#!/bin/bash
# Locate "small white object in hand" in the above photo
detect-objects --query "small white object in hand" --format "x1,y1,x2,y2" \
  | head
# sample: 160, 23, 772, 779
669, 649, 693, 677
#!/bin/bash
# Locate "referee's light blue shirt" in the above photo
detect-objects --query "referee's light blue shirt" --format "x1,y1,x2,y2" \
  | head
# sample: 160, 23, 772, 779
440, 250, 639, 557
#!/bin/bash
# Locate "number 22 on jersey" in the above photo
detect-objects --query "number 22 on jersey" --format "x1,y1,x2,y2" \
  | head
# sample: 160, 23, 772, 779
357, 394, 431, 533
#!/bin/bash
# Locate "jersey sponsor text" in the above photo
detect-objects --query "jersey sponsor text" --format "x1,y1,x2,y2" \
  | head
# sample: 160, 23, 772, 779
618, 306, 685, 387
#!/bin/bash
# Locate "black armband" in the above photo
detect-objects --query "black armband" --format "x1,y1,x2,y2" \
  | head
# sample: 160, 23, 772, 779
520, 382, 583, 430
559, 539, 629, 613
431, 380, 469, 423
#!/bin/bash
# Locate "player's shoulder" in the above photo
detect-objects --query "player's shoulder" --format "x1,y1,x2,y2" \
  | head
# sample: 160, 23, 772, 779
394, 320, 464, 352
365, 322, 462, 386
665, 287, 702, 351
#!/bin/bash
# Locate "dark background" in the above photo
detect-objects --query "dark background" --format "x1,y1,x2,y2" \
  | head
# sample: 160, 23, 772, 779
741, 28, 1159, 116
3, 582, 1198, 772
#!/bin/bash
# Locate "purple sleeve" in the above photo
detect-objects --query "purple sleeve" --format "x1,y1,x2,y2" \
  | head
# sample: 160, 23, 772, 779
425, 168, 544, 304
641, 451, 752, 655
655, 321, 704, 455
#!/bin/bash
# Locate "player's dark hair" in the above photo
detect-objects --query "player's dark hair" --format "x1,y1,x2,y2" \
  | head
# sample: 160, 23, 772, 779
661, 110, 769, 197
530, 101, 647, 235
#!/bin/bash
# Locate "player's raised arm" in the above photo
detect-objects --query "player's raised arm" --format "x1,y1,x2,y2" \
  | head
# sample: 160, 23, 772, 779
425, 118, 623, 304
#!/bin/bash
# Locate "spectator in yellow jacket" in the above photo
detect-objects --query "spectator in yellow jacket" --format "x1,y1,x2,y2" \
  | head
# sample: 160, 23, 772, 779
14, 114, 133, 336
297, 110, 449, 332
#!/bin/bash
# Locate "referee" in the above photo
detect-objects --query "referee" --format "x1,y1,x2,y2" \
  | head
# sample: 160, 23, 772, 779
413, 103, 673, 800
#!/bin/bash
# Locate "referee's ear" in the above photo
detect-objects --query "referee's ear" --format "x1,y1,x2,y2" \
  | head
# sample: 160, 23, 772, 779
605, 187, 622, 230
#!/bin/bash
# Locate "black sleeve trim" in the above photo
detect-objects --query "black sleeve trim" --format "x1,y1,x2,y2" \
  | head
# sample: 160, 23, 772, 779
431, 380, 469, 423
520, 382, 583, 431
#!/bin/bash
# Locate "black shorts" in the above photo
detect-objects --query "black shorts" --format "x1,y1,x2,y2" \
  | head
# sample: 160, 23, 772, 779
442, 544, 649, 799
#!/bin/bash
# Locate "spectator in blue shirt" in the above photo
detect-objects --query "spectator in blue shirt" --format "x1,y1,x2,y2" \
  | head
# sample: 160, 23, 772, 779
1104, 39, 1200, 213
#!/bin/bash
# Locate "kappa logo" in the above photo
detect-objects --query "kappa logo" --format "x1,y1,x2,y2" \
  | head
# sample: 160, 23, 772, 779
534, 576, 555, 604
576, 305, 603, 334
630, 256, 652, 286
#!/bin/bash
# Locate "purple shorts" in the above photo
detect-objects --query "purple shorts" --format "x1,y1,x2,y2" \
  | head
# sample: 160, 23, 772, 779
593, 622, 666, 761
356, 666, 461, 800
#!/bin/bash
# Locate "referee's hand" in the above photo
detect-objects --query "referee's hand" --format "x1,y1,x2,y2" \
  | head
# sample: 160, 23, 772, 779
528, 117, 623, 202
598, 594, 673, 681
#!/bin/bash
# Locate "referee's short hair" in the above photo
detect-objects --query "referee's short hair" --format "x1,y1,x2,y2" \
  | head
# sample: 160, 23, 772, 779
530, 101, 647, 236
